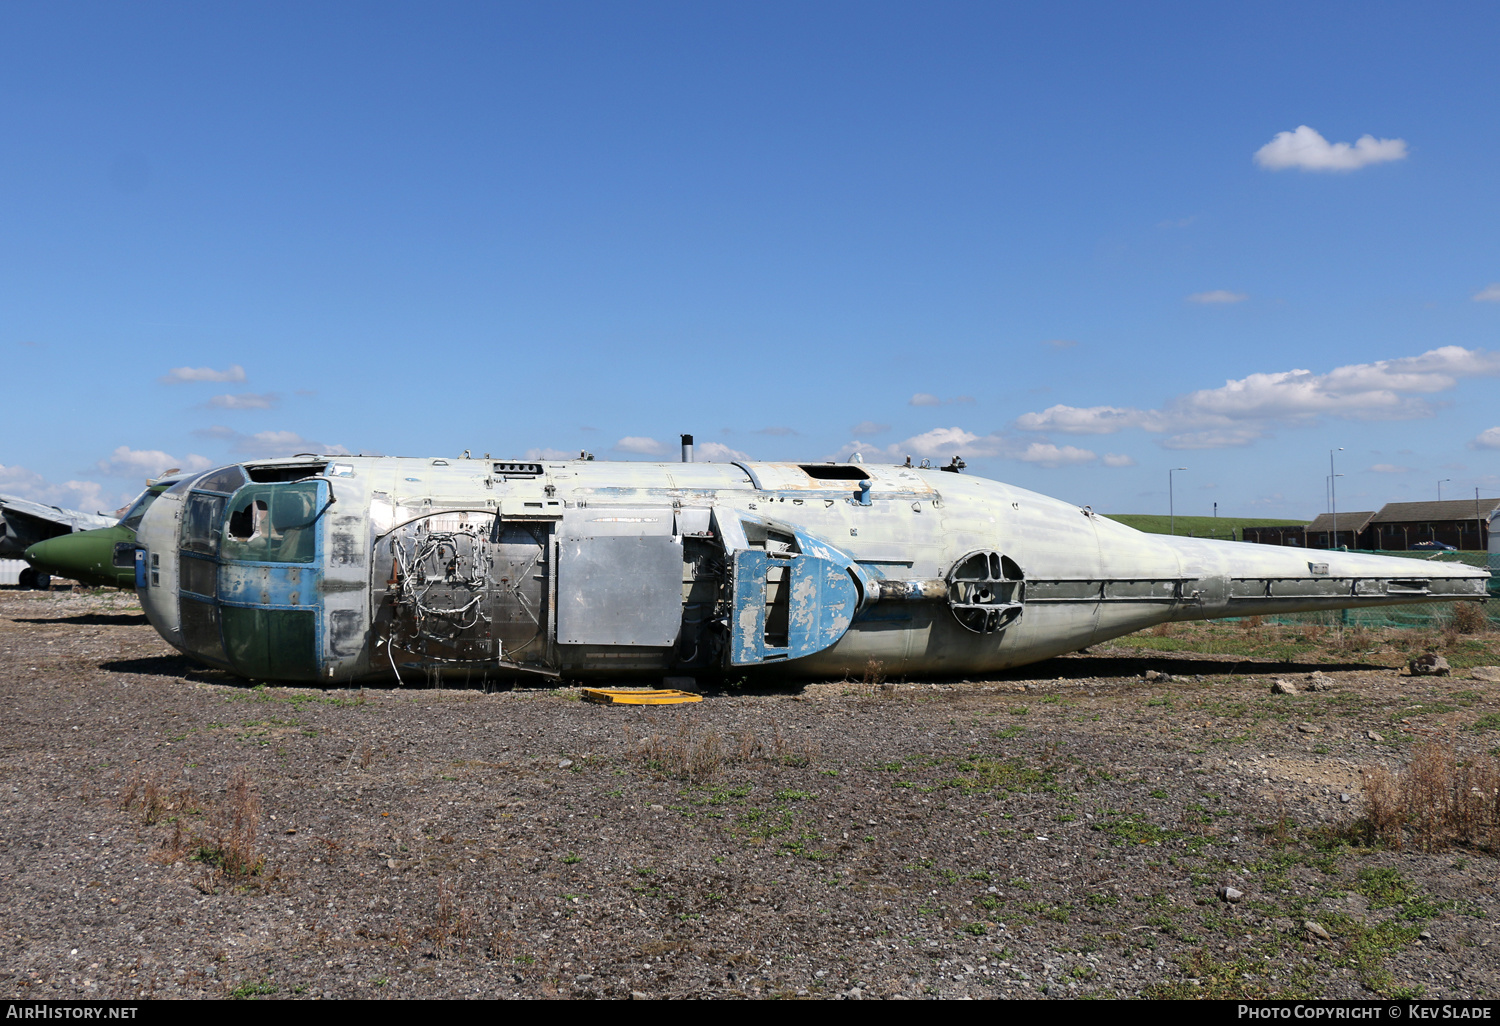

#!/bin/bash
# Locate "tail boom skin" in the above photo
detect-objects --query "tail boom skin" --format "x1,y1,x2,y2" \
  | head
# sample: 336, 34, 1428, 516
129, 456, 1489, 684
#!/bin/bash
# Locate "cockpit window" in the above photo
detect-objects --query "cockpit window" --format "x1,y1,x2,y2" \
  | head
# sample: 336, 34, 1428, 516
182, 493, 226, 555
119, 486, 166, 530
220, 481, 322, 564
194, 466, 248, 495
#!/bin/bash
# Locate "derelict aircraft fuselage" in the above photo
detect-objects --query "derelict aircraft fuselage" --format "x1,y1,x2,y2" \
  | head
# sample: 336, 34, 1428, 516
131, 453, 1489, 684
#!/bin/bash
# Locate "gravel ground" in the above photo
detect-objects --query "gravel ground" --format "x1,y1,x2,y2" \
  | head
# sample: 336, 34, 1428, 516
2, 587, 1498, 1000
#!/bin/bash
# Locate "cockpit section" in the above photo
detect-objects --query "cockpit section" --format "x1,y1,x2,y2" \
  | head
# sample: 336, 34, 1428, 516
136, 461, 334, 682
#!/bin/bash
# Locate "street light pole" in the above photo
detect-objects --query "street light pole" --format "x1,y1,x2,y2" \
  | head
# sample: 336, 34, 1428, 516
1169, 467, 1187, 535
1438, 478, 1451, 501
1329, 448, 1344, 550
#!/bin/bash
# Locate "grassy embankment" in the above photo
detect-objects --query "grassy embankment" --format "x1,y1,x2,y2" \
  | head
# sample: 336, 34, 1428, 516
1103, 514, 1306, 542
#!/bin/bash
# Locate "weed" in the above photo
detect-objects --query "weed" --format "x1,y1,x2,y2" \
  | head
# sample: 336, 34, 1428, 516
188, 769, 266, 885
624, 715, 818, 782
1447, 602, 1489, 636
1358, 739, 1500, 851
118, 765, 198, 826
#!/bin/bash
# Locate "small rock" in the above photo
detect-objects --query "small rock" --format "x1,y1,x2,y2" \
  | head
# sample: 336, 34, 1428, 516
648, 804, 665, 812
1296, 722, 1323, 734
838, 987, 865, 1000
1272, 679, 1299, 695
1470, 666, 1500, 682
1218, 886, 1244, 904
1304, 672, 1334, 692
1420, 931, 1433, 940
1340, 793, 1352, 803
558, 759, 573, 769
1410, 653, 1451, 677
1366, 730, 1384, 742
630, 991, 649, 1000
1305, 921, 1332, 941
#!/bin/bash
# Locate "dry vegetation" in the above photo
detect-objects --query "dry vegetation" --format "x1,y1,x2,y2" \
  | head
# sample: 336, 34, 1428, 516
3, 588, 1500, 1000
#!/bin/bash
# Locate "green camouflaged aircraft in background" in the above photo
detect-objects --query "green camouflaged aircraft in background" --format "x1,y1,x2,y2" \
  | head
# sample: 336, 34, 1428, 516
23, 476, 182, 589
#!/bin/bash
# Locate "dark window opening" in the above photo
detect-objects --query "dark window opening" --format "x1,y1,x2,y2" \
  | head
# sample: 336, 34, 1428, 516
228, 499, 270, 539
799, 464, 871, 481
246, 463, 328, 483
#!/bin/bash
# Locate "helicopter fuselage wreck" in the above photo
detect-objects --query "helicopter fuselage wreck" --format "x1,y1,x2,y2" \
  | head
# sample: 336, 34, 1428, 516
131, 455, 1489, 684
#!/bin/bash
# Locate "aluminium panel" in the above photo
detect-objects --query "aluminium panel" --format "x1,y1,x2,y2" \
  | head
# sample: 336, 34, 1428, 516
557, 535, 684, 646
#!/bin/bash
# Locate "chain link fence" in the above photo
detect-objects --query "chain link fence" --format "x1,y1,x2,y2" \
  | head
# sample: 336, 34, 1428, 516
1225, 549, 1497, 629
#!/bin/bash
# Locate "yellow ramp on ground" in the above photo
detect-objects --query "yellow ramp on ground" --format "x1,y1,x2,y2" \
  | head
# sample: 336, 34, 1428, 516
580, 688, 702, 706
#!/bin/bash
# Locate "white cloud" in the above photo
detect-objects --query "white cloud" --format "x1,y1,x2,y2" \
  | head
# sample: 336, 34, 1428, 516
1253, 125, 1408, 172
1473, 284, 1500, 302
910, 393, 974, 406
1016, 405, 1163, 434
0, 464, 112, 513
1016, 346, 1500, 448
96, 446, 213, 479
613, 436, 665, 456
849, 421, 889, 436
159, 364, 247, 384
695, 441, 752, 462
235, 430, 348, 457
1186, 290, 1248, 304
1014, 442, 1097, 467
1102, 453, 1136, 467
1471, 427, 1500, 450
1161, 428, 1266, 450
205, 392, 279, 410
835, 427, 1099, 469
192, 426, 349, 457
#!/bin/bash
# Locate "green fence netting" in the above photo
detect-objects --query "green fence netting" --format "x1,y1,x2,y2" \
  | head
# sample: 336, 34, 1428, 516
1221, 550, 1498, 629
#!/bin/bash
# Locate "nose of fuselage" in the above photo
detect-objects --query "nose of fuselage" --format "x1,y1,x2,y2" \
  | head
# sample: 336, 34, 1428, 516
131, 471, 335, 682
24, 529, 128, 589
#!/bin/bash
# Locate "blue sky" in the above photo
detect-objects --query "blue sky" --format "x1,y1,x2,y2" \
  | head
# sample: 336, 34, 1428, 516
3, 2, 1498, 519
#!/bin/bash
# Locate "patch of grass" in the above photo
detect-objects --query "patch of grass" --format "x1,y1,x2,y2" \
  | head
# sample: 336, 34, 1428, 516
937, 757, 1054, 794
1091, 814, 1175, 846
229, 978, 278, 999
1020, 901, 1071, 923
